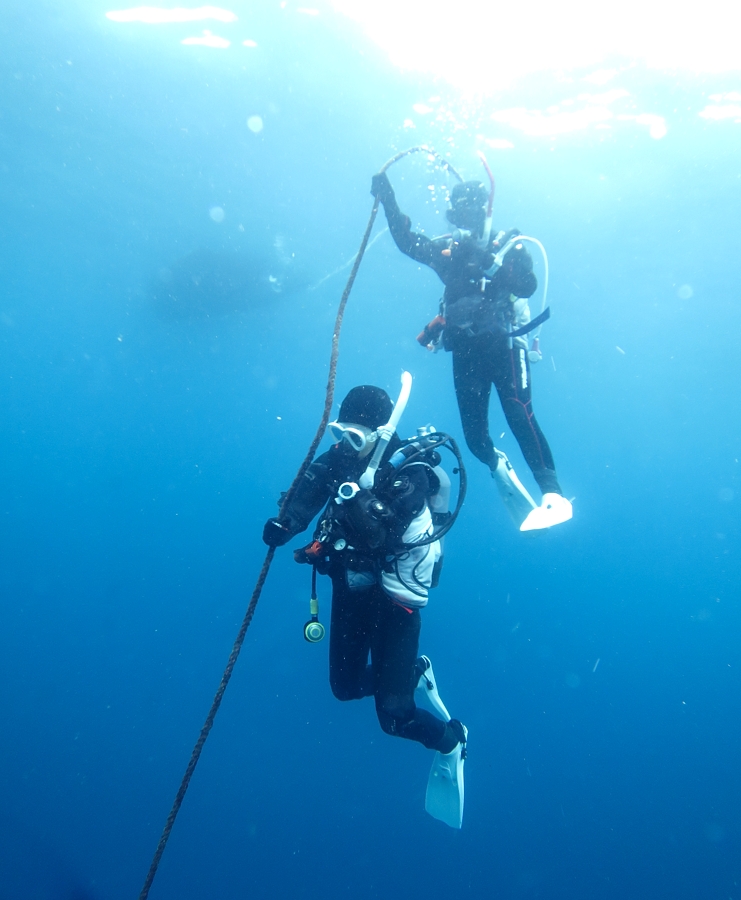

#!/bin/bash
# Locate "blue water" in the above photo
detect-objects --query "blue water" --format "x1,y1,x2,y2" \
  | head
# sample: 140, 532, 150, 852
2, 2, 740, 898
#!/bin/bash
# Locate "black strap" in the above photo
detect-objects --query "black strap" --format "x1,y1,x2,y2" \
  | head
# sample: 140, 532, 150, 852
507, 306, 551, 338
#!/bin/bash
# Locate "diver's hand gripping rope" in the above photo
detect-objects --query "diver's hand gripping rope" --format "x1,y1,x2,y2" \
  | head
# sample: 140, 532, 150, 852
137, 147, 445, 900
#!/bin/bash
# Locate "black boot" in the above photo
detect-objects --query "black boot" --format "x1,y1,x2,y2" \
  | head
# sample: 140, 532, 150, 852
437, 718, 467, 755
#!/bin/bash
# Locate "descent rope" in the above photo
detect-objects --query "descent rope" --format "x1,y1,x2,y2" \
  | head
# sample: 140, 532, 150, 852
137, 145, 457, 899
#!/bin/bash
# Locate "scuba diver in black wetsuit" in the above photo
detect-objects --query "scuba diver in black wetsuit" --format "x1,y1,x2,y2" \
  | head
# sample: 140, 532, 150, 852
371, 173, 572, 532
263, 382, 468, 827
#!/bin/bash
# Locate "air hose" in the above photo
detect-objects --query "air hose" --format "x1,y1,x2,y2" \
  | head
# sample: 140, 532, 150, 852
491, 232, 550, 360
137, 145, 456, 900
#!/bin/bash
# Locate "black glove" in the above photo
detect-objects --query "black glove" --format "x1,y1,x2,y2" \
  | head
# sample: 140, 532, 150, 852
262, 518, 292, 548
371, 171, 394, 204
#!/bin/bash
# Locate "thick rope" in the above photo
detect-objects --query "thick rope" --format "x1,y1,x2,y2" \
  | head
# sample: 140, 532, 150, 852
277, 197, 381, 513
136, 546, 275, 900
379, 145, 462, 180
137, 201, 380, 900
137, 146, 453, 900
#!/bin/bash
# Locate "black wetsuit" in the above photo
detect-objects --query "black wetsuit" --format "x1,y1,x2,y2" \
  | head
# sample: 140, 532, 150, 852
275, 441, 456, 751
378, 190, 562, 496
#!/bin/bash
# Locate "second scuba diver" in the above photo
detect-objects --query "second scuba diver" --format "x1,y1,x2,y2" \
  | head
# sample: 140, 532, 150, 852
263, 379, 468, 827
371, 171, 572, 531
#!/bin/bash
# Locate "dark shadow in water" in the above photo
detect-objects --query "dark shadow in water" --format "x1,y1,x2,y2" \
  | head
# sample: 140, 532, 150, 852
0, 815, 98, 900
151, 244, 308, 320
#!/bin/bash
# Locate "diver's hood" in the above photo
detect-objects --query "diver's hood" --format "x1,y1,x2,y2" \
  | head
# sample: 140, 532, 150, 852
446, 180, 488, 233
338, 385, 393, 431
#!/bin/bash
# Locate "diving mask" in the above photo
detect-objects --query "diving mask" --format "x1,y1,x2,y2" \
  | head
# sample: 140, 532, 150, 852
328, 421, 377, 453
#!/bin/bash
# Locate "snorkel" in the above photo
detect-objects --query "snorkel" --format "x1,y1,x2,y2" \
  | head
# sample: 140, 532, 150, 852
477, 150, 495, 247
359, 370, 413, 489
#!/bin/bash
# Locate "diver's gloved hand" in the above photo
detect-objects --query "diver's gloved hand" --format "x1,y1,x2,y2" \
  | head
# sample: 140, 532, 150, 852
371, 171, 394, 203
262, 518, 292, 548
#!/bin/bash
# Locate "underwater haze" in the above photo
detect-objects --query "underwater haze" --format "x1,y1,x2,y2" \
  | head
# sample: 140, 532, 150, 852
1, 1, 740, 898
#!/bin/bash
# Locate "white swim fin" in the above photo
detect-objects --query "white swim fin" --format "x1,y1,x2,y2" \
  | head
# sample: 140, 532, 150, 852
491, 450, 537, 529
520, 493, 573, 532
425, 724, 467, 829
415, 656, 466, 829
415, 655, 451, 719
